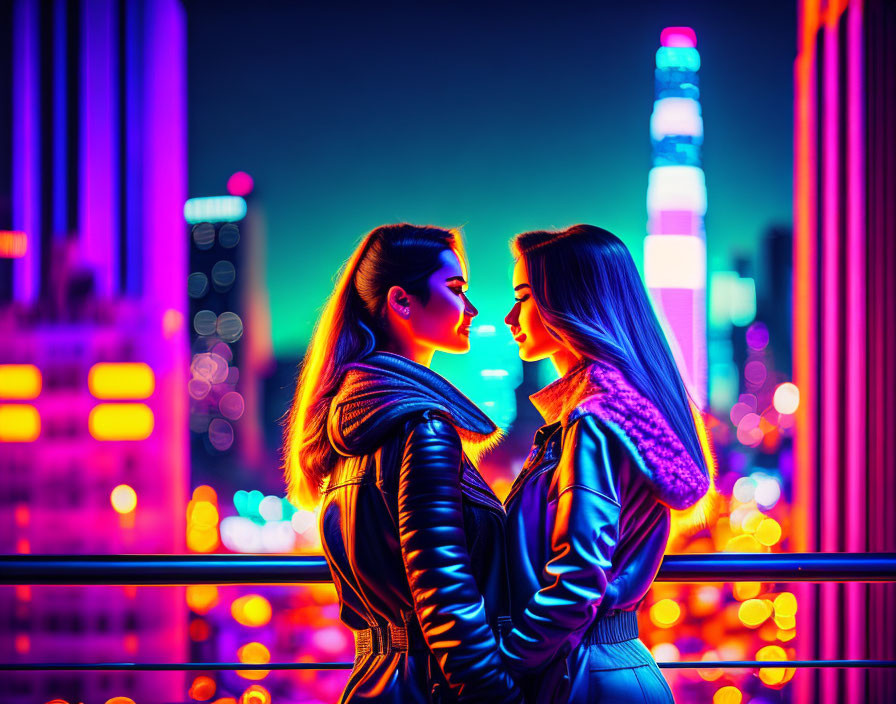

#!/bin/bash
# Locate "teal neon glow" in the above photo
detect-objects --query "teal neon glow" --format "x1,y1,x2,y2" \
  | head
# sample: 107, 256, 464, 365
709, 271, 757, 329
656, 47, 701, 72
184, 195, 247, 224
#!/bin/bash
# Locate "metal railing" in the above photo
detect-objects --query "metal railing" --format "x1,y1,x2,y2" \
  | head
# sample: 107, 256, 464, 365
3, 552, 895, 585
1, 552, 894, 672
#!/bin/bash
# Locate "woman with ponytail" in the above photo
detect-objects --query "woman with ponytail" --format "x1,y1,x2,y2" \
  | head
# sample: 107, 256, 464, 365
500, 225, 712, 703
284, 224, 520, 703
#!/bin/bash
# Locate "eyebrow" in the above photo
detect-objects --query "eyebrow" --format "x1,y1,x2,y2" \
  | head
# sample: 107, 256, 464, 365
514, 283, 531, 291
446, 276, 467, 284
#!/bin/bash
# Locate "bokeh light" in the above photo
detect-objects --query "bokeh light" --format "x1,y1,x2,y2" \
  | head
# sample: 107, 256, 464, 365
755, 518, 782, 546
219, 391, 245, 420
773, 382, 800, 414
227, 171, 254, 196
649, 598, 682, 628
745, 321, 770, 350
738, 598, 773, 627
218, 223, 240, 248
216, 312, 244, 343
110, 484, 138, 514
236, 641, 271, 680
211, 260, 237, 292
744, 360, 767, 386
188, 272, 210, 298
713, 685, 742, 704
232, 595, 273, 627
773, 592, 797, 617
186, 585, 219, 614
239, 684, 271, 704
188, 675, 217, 701
189, 618, 211, 641
193, 310, 218, 336
208, 418, 235, 451
753, 474, 782, 509
192, 222, 216, 249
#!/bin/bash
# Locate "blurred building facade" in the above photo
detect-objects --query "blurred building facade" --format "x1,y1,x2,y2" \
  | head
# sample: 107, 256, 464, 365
0, 0, 189, 701
793, 0, 895, 700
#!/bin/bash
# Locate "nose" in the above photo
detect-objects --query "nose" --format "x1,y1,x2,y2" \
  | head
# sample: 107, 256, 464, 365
505, 302, 520, 329
463, 295, 478, 319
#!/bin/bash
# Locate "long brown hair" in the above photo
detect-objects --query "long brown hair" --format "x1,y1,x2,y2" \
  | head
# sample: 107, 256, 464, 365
283, 224, 465, 507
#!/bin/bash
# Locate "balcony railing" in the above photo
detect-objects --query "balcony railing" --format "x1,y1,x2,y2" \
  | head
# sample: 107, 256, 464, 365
3, 552, 895, 585
1, 552, 894, 672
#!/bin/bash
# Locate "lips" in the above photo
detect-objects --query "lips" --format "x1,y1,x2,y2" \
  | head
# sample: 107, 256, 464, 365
459, 327, 471, 336
513, 333, 527, 343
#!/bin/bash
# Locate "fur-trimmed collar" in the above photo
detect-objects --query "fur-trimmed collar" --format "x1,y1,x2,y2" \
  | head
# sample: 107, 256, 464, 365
328, 352, 503, 462
530, 359, 710, 510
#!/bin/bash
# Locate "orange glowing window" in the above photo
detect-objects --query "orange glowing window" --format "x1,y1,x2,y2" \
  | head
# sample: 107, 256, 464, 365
0, 230, 27, 258
88, 403, 154, 441
0, 404, 41, 442
88, 362, 155, 400
0, 364, 42, 399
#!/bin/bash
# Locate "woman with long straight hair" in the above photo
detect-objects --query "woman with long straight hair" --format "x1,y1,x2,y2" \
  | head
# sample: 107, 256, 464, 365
500, 224, 712, 703
284, 224, 520, 703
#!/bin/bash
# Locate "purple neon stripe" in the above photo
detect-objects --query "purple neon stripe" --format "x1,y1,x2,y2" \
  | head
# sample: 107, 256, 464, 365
12, 0, 40, 302
53, 0, 67, 237
124, 0, 142, 296
79, 0, 120, 296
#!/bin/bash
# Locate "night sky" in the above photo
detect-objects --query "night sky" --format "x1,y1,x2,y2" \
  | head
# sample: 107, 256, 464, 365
185, 0, 795, 356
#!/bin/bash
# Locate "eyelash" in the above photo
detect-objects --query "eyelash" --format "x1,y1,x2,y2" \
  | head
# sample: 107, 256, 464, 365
514, 294, 530, 303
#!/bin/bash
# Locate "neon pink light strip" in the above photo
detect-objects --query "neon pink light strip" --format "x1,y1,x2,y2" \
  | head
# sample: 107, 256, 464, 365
845, 1, 866, 697
820, 13, 840, 695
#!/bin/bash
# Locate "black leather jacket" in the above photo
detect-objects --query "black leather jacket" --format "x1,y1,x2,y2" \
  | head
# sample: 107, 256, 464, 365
319, 352, 521, 703
500, 360, 710, 702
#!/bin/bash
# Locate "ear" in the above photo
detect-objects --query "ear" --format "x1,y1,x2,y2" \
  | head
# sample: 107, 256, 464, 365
387, 286, 412, 319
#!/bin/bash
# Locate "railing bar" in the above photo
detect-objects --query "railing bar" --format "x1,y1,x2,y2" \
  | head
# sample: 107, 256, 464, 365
1, 660, 895, 671
1, 553, 894, 585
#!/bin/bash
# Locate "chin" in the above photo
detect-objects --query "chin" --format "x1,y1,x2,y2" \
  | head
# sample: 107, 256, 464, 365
441, 338, 471, 354
518, 345, 548, 363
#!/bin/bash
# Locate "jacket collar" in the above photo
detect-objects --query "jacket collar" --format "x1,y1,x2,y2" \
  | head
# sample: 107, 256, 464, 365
529, 358, 710, 510
328, 352, 503, 461
529, 358, 593, 425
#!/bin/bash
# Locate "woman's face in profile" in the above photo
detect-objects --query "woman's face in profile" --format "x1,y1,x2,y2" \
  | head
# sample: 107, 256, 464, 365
505, 257, 563, 362
409, 249, 478, 354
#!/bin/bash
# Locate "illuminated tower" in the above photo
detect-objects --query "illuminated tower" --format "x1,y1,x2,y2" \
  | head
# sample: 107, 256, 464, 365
644, 27, 708, 409
0, 0, 188, 701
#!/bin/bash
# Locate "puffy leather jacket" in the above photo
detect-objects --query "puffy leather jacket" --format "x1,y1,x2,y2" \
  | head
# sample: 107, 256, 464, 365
500, 360, 710, 702
319, 352, 521, 703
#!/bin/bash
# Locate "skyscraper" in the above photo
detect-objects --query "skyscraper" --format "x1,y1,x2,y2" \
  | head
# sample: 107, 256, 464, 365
644, 26, 708, 409
0, 0, 189, 700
